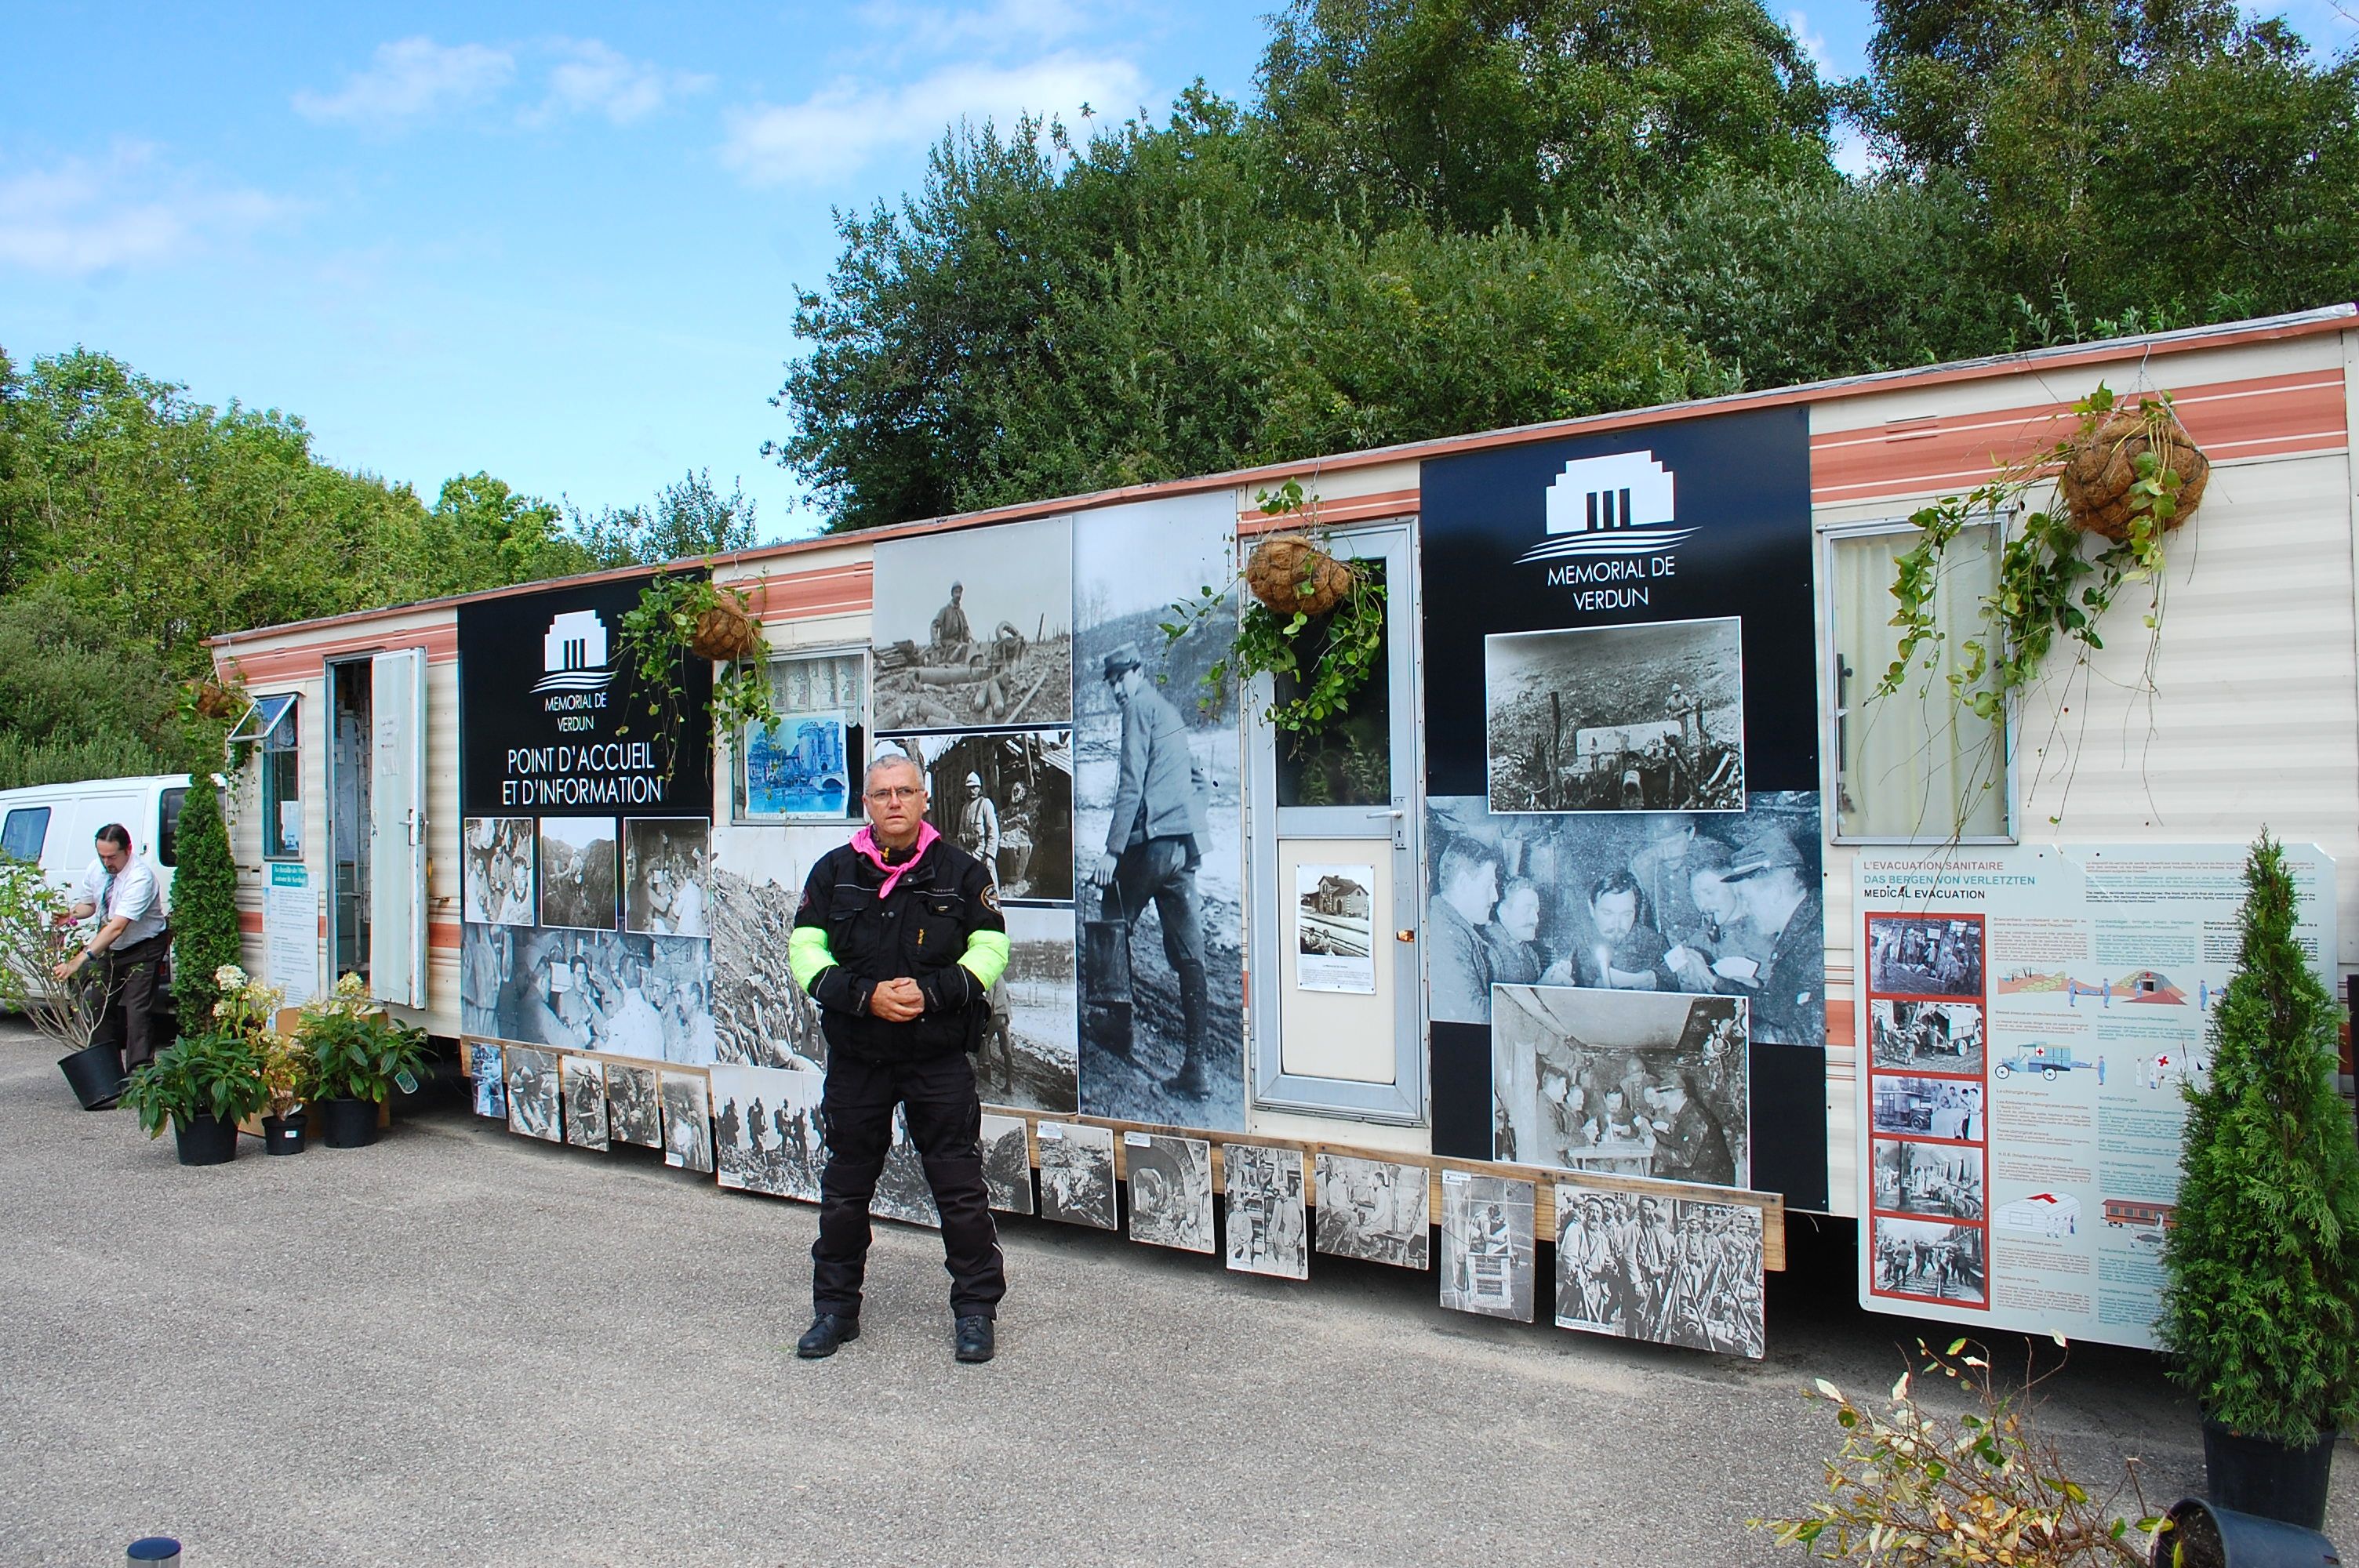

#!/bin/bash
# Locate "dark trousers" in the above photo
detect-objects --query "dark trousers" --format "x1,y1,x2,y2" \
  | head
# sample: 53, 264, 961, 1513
812, 1049, 1006, 1321
1115, 836, 1208, 1047
91, 935, 168, 1071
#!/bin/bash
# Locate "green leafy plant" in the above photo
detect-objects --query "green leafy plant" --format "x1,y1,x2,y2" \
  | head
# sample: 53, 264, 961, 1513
616, 575, 780, 779
2157, 831, 2359, 1446
169, 771, 241, 1026
118, 1025, 271, 1135
0, 858, 114, 1054
298, 973, 431, 1105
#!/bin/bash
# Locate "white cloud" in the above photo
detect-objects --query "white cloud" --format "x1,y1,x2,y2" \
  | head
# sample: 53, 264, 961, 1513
293, 37, 516, 128
530, 39, 716, 125
0, 143, 288, 275
720, 52, 1145, 183
1785, 9, 1832, 72
850, 0, 1096, 53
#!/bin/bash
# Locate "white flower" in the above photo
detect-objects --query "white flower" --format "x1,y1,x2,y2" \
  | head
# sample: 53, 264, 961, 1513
212, 1000, 229, 1018
214, 964, 248, 989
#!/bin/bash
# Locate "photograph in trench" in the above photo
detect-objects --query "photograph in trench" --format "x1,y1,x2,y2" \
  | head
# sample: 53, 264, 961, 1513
980, 1112, 1035, 1216
870, 514, 1073, 731
711, 1064, 825, 1203
1295, 863, 1376, 995
562, 1054, 609, 1150
1489, 984, 1748, 1187
462, 816, 536, 926
1871, 1138, 1985, 1220
623, 818, 711, 937
1125, 1132, 1214, 1254
606, 1061, 662, 1148
1867, 914, 1984, 999
1870, 1000, 1986, 1075
466, 1041, 506, 1118
1439, 1171, 1536, 1322
872, 728, 1074, 903
974, 906, 1078, 1114
1553, 1187, 1765, 1358
1223, 1143, 1309, 1280
1485, 618, 1745, 815
1073, 491, 1245, 1131
1036, 1121, 1118, 1230
1871, 1215, 1988, 1305
708, 823, 841, 1071
871, 1106, 944, 1229
660, 1070, 714, 1173
1422, 791, 1823, 1043
504, 1045, 561, 1142
537, 815, 619, 931
1314, 1152, 1431, 1270
1871, 1075, 1983, 1140
460, 924, 714, 1065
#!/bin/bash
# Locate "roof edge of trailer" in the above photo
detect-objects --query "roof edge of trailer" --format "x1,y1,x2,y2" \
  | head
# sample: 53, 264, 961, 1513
209, 301, 2357, 651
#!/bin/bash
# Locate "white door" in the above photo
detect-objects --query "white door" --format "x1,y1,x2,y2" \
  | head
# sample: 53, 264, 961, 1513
369, 648, 428, 1008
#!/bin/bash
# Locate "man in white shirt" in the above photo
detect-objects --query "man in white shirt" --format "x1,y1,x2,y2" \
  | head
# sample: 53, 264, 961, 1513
53, 823, 171, 1071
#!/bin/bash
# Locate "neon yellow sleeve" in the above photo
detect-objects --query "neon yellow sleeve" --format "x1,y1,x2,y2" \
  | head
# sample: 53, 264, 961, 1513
788, 924, 837, 993
958, 928, 1011, 990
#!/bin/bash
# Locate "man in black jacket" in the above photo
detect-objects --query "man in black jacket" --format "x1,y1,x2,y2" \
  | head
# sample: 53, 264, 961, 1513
787, 753, 1012, 1363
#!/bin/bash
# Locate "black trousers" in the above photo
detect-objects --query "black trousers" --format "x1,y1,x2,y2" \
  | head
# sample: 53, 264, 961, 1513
812, 1049, 1006, 1321
91, 935, 169, 1071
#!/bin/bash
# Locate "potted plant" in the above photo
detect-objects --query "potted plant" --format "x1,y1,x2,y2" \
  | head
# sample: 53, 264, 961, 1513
257, 1025, 314, 1155
616, 573, 780, 781
2157, 831, 2359, 1530
118, 968, 276, 1166
0, 858, 122, 1108
299, 974, 431, 1149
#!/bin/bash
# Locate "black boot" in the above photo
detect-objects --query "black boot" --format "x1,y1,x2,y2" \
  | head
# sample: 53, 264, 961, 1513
954, 1316, 995, 1363
797, 1313, 860, 1359
1166, 960, 1211, 1098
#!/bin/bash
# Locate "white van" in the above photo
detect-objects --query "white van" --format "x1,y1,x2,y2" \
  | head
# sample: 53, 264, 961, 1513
0, 774, 194, 910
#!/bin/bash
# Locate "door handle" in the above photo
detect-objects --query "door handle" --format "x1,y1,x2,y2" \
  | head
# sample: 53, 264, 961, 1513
1366, 809, 1404, 819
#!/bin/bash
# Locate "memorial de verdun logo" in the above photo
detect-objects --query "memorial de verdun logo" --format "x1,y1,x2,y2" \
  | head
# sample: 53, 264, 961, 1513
530, 608, 617, 729
1514, 449, 1696, 607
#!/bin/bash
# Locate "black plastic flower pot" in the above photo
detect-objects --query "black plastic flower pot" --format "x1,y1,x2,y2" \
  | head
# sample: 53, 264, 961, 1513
57, 1042, 125, 1110
319, 1097, 379, 1149
261, 1112, 308, 1156
2164, 1493, 2342, 1566
2203, 1418, 2336, 1532
173, 1114, 238, 1167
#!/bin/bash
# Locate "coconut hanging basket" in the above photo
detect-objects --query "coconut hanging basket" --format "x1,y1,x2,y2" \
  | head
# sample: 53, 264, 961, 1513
2056, 405, 2211, 542
686, 599, 764, 662
190, 679, 238, 721
1245, 535, 1354, 618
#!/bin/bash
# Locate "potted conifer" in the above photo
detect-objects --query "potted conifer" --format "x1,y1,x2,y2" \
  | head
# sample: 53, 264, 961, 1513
169, 771, 242, 1029
2157, 831, 2359, 1530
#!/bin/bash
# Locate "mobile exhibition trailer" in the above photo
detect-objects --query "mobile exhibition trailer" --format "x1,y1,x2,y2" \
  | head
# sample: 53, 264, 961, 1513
208, 303, 2359, 1356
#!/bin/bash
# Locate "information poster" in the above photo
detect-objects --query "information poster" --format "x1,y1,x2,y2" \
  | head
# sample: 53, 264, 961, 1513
1294, 862, 1376, 994
1855, 844, 2335, 1348
263, 862, 318, 1007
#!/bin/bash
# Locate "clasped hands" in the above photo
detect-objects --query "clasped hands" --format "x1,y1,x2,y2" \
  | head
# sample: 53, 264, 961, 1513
867, 976, 926, 1022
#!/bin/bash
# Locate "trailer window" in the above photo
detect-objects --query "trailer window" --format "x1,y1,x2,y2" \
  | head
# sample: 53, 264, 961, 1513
2, 806, 49, 862
260, 697, 303, 859
1827, 524, 2011, 842
738, 650, 866, 822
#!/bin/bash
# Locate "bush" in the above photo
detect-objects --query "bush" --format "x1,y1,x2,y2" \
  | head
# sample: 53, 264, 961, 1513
169, 772, 240, 1024
300, 975, 431, 1104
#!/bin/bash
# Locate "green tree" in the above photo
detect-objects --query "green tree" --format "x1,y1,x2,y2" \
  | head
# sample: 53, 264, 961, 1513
572, 468, 763, 565
396, 474, 591, 598
167, 771, 242, 1029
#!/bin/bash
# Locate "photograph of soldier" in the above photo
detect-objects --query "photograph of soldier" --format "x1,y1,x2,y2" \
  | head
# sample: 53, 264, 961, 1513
504, 1045, 562, 1142
466, 1041, 506, 1118
1871, 1000, 1986, 1074
1074, 492, 1245, 1131
462, 816, 536, 925
980, 1113, 1035, 1215
459, 924, 713, 1063
869, 515, 1074, 731
1868, 915, 1985, 998
623, 818, 711, 937
1871, 1216, 1988, 1304
561, 1054, 609, 1149
1553, 1188, 1765, 1358
1490, 984, 1749, 1188
660, 1070, 714, 1173
1223, 1143, 1308, 1279
1871, 1076, 1983, 1140
1037, 1122, 1118, 1230
873, 728, 1074, 903
1439, 1172, 1536, 1321
1871, 1138, 1985, 1219
871, 1108, 945, 1229
605, 1061, 662, 1147
708, 824, 839, 1071
1314, 1152, 1431, 1270
1423, 791, 1823, 1042
1485, 617, 1745, 814
1127, 1134, 1215, 1254
537, 815, 618, 930
710, 1064, 827, 1203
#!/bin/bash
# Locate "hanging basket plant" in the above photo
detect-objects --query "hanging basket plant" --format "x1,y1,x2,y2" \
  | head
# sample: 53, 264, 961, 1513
188, 677, 241, 721
2056, 403, 2211, 542
617, 575, 780, 780
1245, 534, 1354, 618
685, 595, 765, 662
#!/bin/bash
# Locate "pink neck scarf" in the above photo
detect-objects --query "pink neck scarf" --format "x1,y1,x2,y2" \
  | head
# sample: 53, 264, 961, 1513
851, 820, 939, 899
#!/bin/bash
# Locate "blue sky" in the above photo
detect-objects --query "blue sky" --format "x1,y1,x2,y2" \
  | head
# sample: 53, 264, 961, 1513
3, 3, 2350, 543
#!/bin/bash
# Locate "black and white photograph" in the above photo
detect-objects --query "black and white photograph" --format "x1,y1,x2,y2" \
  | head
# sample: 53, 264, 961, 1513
537, 815, 619, 930
606, 1062, 661, 1148
1871, 1000, 1986, 1074
871, 1107, 943, 1229
462, 816, 536, 925
1490, 984, 1749, 1188
1423, 791, 1823, 1044
870, 514, 1073, 731
460, 924, 715, 1064
467, 1041, 506, 1118
1295, 863, 1376, 995
1074, 491, 1245, 1132
1223, 1143, 1308, 1280
1036, 1121, 1118, 1231
660, 1070, 714, 1173
872, 728, 1074, 902
1439, 1171, 1536, 1322
562, 1054, 609, 1150
977, 906, 1078, 1114
1125, 1132, 1213, 1254
708, 823, 841, 1071
1867, 914, 1985, 998
1871, 1076, 1983, 1140
1485, 617, 1745, 814
1871, 1216, 1988, 1304
504, 1045, 562, 1142
1314, 1152, 1431, 1270
980, 1113, 1034, 1216
711, 1064, 825, 1203
1871, 1138, 1986, 1219
623, 818, 711, 937
1553, 1186, 1765, 1357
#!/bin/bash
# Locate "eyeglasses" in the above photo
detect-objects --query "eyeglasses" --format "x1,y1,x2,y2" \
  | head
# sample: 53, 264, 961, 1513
865, 786, 922, 803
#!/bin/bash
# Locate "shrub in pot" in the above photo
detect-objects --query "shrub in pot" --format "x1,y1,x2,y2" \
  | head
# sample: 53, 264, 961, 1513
300, 975, 431, 1149
118, 1028, 269, 1166
256, 1024, 314, 1156
2157, 831, 2359, 1530
0, 857, 124, 1107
